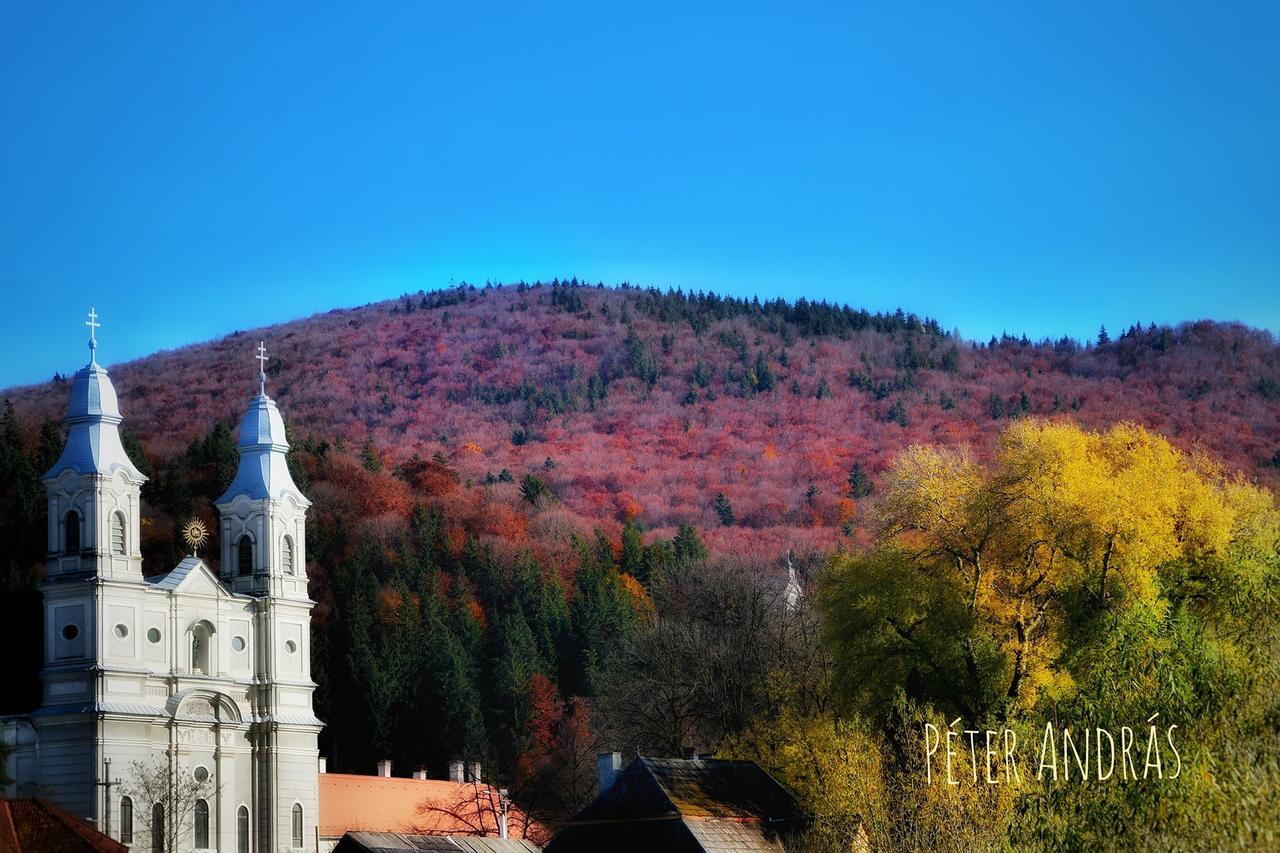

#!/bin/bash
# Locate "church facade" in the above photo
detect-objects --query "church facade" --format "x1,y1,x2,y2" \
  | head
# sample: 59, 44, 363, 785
2, 320, 322, 853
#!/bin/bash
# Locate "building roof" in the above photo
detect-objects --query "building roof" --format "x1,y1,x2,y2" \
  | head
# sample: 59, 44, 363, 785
545, 757, 806, 853
0, 798, 128, 853
44, 361, 144, 482
333, 832, 541, 853
318, 774, 545, 843
216, 392, 309, 505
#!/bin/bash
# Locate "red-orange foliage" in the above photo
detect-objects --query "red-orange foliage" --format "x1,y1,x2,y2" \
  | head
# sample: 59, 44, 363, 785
7, 284, 1278, 563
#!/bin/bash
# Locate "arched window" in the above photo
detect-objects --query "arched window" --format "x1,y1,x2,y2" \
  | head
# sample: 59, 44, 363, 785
191, 622, 211, 674
291, 803, 303, 848
151, 803, 164, 853
111, 511, 127, 556
120, 796, 133, 844
282, 535, 294, 575
194, 799, 209, 848
237, 534, 254, 576
63, 510, 81, 555
237, 805, 251, 853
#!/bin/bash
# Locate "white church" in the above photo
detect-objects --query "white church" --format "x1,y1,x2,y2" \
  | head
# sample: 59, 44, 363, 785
2, 313, 322, 852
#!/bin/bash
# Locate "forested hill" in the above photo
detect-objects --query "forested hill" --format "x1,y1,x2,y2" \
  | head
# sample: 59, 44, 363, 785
6, 282, 1280, 561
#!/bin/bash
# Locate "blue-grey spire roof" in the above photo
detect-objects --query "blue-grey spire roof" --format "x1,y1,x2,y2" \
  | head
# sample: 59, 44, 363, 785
216, 391, 308, 504
45, 322, 145, 481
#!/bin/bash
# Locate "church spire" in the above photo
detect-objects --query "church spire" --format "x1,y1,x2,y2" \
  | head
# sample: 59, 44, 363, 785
45, 308, 143, 481
216, 340, 307, 505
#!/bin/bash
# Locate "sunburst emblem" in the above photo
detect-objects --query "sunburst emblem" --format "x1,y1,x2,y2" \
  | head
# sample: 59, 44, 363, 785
182, 519, 209, 556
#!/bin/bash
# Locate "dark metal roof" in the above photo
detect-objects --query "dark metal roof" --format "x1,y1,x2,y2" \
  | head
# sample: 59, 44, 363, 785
332, 833, 540, 853
545, 757, 806, 853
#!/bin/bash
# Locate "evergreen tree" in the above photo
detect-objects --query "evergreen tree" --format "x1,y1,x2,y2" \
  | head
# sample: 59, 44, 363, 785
714, 491, 735, 526
672, 523, 708, 562
619, 519, 646, 583
847, 463, 873, 499
361, 440, 383, 473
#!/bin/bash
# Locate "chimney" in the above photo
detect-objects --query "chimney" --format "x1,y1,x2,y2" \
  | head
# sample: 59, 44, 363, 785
376, 759, 392, 777
597, 751, 623, 794
466, 761, 482, 784
318, 757, 327, 774
448, 759, 465, 783
412, 766, 428, 781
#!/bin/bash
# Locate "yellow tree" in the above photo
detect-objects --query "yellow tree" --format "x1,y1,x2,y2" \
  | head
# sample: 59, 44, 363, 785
826, 420, 1252, 720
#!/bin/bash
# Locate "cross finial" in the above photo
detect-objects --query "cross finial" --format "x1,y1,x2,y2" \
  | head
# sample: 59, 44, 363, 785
256, 341, 268, 395
85, 306, 101, 364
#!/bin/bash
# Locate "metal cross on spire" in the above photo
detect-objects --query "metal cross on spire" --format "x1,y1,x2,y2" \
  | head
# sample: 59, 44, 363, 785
85, 306, 101, 364
256, 340, 268, 395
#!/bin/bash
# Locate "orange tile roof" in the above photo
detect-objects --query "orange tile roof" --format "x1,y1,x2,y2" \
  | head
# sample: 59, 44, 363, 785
0, 798, 128, 853
318, 773, 547, 844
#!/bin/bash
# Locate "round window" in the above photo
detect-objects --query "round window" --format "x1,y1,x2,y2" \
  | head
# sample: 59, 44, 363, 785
193, 765, 210, 783
113, 623, 129, 639
284, 640, 297, 654
147, 627, 162, 644
61, 624, 79, 641
231, 636, 246, 652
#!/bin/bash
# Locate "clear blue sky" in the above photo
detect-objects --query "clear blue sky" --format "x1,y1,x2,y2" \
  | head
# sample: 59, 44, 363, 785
2, 2, 1278, 389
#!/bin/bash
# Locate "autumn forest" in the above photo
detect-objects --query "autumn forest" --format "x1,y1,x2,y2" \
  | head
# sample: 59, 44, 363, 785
2, 282, 1278, 850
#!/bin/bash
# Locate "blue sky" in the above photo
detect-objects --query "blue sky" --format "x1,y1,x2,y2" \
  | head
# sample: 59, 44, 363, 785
1, 2, 1278, 389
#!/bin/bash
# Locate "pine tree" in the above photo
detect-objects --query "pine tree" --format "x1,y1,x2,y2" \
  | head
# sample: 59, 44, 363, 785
713, 491, 735, 526
619, 519, 646, 583
1097, 325, 1111, 346
847, 463, 873, 499
361, 440, 383, 473
672, 523, 708, 563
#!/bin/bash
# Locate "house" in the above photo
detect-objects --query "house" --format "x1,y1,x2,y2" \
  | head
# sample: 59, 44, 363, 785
544, 754, 810, 852
0, 797, 128, 853
318, 761, 547, 851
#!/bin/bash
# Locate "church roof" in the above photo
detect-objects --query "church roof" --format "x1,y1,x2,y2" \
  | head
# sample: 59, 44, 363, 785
0, 798, 128, 853
217, 393, 308, 504
44, 361, 144, 481
146, 556, 208, 591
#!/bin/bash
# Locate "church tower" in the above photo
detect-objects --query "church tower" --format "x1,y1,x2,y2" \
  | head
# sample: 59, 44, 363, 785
215, 341, 310, 601
43, 307, 147, 586
216, 341, 320, 852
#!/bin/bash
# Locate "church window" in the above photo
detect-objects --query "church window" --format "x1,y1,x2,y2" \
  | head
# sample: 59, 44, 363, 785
151, 803, 164, 853
285, 639, 297, 654
63, 510, 81, 554
232, 635, 246, 652
113, 623, 129, 639
237, 806, 250, 853
291, 803, 303, 848
111, 511, 126, 555
282, 535, 294, 575
61, 624, 79, 641
147, 627, 162, 644
237, 534, 254, 576
191, 623, 211, 674
194, 799, 209, 848
120, 796, 133, 844
193, 765, 210, 783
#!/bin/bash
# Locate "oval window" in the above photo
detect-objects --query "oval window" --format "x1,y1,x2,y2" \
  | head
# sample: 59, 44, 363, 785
193, 765, 210, 783
147, 627, 162, 644
231, 636, 246, 652
113, 623, 129, 639
61, 624, 79, 641
284, 640, 297, 654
